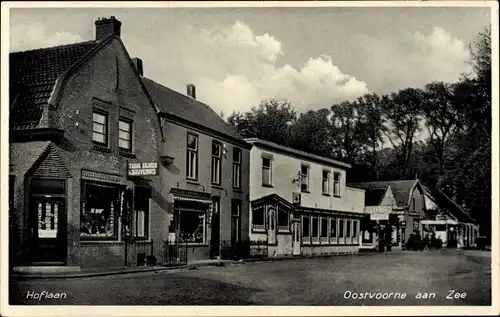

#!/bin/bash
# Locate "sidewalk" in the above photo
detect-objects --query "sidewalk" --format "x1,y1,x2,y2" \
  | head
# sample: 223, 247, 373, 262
10, 260, 233, 280
9, 251, 395, 280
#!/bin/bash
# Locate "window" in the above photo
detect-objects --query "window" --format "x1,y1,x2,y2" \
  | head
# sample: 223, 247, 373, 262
92, 112, 108, 146
262, 157, 272, 186
320, 217, 328, 237
312, 217, 319, 237
232, 148, 242, 189
277, 207, 289, 229
231, 200, 242, 244
252, 206, 265, 229
330, 217, 337, 237
322, 170, 330, 194
118, 119, 132, 151
333, 173, 341, 196
346, 220, 351, 238
211, 142, 222, 185
301, 165, 309, 192
134, 185, 151, 239
302, 215, 310, 237
178, 204, 205, 244
186, 133, 198, 180
353, 221, 358, 239
81, 181, 120, 239
412, 198, 416, 211
339, 219, 344, 238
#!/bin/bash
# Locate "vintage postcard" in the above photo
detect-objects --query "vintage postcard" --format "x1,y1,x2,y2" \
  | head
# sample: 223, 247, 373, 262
1, 1, 498, 316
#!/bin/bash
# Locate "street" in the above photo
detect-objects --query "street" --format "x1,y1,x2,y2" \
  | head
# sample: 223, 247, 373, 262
9, 249, 491, 306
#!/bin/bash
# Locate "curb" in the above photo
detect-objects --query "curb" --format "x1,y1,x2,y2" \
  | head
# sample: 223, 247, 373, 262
10, 265, 187, 280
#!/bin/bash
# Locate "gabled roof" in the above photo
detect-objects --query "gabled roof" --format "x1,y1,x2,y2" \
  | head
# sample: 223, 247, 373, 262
348, 180, 419, 208
9, 41, 101, 130
251, 193, 295, 211
422, 185, 475, 223
364, 187, 388, 206
142, 77, 246, 144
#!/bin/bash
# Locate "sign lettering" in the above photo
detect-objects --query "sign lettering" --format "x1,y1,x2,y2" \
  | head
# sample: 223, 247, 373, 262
127, 162, 158, 177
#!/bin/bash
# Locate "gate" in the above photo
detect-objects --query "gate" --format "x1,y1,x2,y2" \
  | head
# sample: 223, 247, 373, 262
125, 239, 188, 267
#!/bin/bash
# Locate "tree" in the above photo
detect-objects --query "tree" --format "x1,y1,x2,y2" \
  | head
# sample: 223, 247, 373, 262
356, 93, 386, 180
227, 99, 297, 145
421, 82, 463, 176
330, 100, 369, 164
289, 108, 334, 158
380, 88, 425, 180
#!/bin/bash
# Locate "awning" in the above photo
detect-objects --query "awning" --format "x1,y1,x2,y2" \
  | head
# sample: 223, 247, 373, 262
173, 195, 212, 204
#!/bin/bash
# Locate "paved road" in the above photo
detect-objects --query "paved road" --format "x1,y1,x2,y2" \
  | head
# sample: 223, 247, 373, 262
9, 249, 491, 305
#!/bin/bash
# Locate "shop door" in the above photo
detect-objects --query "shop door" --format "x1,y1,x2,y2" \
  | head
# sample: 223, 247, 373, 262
267, 207, 276, 244
29, 197, 67, 263
292, 221, 301, 255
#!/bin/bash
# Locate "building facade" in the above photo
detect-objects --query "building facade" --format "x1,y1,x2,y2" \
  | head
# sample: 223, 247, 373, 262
349, 180, 427, 249
246, 138, 365, 257
141, 78, 251, 261
421, 185, 478, 248
9, 16, 250, 271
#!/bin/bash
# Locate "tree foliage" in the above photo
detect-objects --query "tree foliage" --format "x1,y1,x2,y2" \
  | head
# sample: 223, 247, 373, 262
226, 27, 491, 237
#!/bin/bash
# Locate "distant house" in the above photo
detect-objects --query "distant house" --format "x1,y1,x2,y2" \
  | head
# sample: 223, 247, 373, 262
348, 180, 426, 248
246, 138, 365, 257
421, 185, 478, 248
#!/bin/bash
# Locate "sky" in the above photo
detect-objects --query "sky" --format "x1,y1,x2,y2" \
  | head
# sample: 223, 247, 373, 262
9, 6, 491, 116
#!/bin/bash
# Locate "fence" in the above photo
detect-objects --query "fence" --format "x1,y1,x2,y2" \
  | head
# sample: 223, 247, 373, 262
125, 239, 188, 267
220, 240, 268, 260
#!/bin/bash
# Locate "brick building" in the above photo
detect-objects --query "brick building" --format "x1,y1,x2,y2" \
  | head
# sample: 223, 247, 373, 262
9, 16, 250, 271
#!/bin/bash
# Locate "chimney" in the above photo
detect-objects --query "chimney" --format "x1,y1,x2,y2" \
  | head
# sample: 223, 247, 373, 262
131, 57, 143, 76
95, 16, 122, 40
187, 84, 196, 99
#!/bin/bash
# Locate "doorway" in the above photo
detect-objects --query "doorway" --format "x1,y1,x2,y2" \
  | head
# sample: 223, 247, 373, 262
292, 221, 301, 255
267, 207, 276, 245
28, 178, 67, 264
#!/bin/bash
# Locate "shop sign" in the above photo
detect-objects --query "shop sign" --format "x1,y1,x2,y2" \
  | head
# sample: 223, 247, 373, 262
127, 162, 159, 177
82, 170, 122, 184
370, 212, 389, 221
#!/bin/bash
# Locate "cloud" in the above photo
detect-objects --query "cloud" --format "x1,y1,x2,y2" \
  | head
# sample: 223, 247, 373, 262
154, 21, 369, 115
347, 26, 471, 94
10, 22, 83, 52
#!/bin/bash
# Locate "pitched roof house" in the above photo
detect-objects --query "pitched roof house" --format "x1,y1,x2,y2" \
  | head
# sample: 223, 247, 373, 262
9, 16, 249, 270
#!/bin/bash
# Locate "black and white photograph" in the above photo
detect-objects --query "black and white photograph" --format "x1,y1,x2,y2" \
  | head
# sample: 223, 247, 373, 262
1, 1, 498, 316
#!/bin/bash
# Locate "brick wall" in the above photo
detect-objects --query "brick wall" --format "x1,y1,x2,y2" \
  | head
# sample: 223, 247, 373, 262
47, 38, 164, 267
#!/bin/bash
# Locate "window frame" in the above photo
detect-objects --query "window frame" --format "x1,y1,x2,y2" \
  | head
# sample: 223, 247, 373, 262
333, 172, 341, 197
311, 216, 319, 241
118, 117, 133, 152
232, 148, 242, 189
92, 111, 109, 147
300, 164, 310, 193
322, 170, 330, 195
251, 206, 266, 231
231, 199, 242, 244
277, 207, 289, 232
80, 180, 121, 241
330, 217, 337, 240
320, 217, 328, 238
302, 215, 310, 238
133, 185, 151, 240
211, 141, 222, 186
186, 133, 199, 180
262, 157, 273, 187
